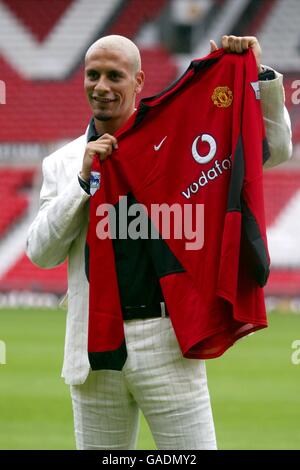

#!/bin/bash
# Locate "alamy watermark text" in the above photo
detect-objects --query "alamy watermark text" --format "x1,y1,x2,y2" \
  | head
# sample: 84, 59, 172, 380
95, 198, 204, 250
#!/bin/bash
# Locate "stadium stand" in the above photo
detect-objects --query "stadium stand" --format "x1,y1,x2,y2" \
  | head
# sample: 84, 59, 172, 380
1, 254, 67, 294
258, 0, 300, 72
0, 0, 124, 79
284, 75, 300, 144
0, 167, 35, 237
0, 0, 176, 142
0, 0, 299, 303
2, 0, 74, 42
264, 170, 300, 297
263, 170, 300, 227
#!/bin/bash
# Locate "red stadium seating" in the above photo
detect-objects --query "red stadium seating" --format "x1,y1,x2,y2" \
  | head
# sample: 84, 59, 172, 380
0, 167, 67, 295
0, 168, 35, 237
263, 169, 300, 226
2, 0, 73, 42
1, 254, 67, 294
265, 269, 300, 297
263, 170, 300, 297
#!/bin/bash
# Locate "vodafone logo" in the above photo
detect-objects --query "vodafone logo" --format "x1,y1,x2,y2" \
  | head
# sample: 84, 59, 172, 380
181, 132, 231, 199
192, 134, 216, 164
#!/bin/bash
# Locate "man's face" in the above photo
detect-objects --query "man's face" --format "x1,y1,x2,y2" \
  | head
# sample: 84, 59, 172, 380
84, 47, 144, 129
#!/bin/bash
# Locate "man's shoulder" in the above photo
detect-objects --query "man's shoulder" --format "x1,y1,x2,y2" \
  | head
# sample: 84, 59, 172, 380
43, 133, 87, 168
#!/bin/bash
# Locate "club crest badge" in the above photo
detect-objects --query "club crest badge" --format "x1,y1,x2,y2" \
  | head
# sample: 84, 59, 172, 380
90, 171, 101, 196
211, 86, 233, 108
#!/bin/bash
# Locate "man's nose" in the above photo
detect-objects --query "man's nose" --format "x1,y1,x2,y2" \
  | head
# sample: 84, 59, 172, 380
94, 76, 110, 93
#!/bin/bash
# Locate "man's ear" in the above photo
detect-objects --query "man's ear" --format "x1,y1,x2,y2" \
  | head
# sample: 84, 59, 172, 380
135, 70, 145, 94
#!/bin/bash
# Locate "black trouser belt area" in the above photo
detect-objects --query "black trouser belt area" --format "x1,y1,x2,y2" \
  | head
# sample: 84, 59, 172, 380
122, 302, 169, 321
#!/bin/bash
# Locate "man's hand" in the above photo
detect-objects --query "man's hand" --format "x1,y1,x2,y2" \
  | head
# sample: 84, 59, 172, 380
80, 133, 118, 182
210, 35, 262, 73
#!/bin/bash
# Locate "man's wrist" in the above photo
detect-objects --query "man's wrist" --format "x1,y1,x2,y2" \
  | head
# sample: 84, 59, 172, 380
78, 172, 90, 194
79, 171, 89, 183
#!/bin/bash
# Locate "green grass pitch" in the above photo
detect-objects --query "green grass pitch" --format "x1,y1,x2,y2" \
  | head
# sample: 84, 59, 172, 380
0, 308, 299, 449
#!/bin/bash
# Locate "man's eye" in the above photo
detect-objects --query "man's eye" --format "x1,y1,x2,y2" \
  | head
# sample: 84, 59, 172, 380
110, 72, 121, 81
88, 72, 98, 80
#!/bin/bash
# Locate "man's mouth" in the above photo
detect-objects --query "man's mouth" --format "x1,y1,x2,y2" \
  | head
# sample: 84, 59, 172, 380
92, 96, 117, 103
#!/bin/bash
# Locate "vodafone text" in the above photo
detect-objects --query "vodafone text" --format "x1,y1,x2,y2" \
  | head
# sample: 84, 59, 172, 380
182, 157, 232, 200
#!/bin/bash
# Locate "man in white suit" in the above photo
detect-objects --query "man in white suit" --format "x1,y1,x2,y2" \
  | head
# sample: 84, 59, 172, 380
26, 35, 292, 450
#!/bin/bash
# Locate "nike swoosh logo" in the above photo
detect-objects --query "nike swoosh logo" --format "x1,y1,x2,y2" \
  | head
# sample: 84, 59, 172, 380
154, 136, 167, 151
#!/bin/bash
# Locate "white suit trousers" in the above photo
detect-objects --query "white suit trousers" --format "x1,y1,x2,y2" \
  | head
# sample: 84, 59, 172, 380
70, 317, 217, 450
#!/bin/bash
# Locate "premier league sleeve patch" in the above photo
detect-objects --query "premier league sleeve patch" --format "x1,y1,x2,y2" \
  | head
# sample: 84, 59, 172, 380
250, 81, 260, 100
90, 171, 101, 196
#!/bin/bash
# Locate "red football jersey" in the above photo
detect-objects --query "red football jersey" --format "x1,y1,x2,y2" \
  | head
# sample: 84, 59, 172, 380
87, 48, 270, 370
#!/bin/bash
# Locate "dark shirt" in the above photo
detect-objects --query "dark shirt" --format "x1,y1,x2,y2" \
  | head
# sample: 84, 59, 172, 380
258, 68, 276, 81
